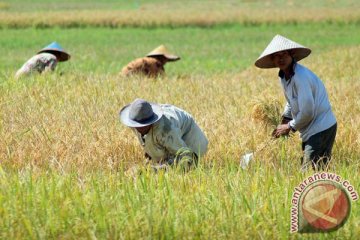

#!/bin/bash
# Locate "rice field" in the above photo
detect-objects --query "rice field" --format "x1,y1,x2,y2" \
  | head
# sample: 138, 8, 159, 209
0, 0, 360, 28
0, 1, 359, 239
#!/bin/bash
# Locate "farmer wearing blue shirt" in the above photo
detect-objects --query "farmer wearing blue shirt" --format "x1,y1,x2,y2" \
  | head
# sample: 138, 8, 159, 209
255, 35, 337, 171
15, 42, 71, 79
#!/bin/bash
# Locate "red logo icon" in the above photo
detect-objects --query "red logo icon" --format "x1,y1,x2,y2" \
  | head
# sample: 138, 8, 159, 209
301, 182, 351, 231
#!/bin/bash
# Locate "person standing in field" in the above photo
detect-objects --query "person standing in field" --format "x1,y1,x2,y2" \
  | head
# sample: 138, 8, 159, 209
119, 98, 208, 173
121, 45, 180, 78
255, 35, 337, 171
15, 42, 71, 79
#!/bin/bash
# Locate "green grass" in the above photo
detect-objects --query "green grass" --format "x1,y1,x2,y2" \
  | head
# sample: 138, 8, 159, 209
0, 166, 359, 239
1, 23, 360, 76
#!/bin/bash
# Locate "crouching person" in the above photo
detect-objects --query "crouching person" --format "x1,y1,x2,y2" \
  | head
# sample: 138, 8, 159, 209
119, 98, 208, 175
15, 42, 71, 79
121, 45, 180, 78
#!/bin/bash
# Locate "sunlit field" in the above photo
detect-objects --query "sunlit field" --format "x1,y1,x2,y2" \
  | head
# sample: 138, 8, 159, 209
0, 1, 359, 239
0, 0, 360, 28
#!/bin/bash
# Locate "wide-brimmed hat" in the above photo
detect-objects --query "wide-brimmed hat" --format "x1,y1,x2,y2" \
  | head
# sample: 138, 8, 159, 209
255, 35, 311, 68
37, 42, 71, 62
146, 45, 180, 62
119, 98, 163, 128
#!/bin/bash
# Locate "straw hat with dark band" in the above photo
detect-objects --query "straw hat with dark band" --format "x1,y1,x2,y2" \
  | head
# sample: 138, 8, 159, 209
146, 45, 180, 62
38, 42, 71, 62
255, 35, 311, 69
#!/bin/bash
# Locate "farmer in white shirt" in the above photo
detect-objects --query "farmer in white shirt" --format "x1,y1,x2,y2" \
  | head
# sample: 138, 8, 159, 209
255, 35, 337, 171
120, 98, 208, 172
15, 42, 70, 79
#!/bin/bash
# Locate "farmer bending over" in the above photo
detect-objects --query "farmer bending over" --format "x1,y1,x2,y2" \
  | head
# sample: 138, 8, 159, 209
15, 42, 70, 79
121, 45, 180, 78
254, 35, 337, 171
119, 98, 208, 173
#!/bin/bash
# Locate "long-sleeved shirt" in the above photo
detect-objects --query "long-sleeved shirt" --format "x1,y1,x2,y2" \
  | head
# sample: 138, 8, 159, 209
281, 63, 336, 142
121, 57, 165, 77
134, 104, 208, 165
15, 53, 58, 78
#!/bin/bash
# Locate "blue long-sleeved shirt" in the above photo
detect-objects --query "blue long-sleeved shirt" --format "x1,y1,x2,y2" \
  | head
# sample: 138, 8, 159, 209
280, 63, 336, 142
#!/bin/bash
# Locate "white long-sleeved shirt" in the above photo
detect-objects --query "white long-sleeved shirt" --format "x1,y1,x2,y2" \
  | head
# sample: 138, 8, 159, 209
15, 53, 58, 78
281, 63, 336, 142
134, 104, 208, 164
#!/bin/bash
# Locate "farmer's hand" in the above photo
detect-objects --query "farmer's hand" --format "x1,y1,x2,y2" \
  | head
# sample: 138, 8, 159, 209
272, 124, 291, 138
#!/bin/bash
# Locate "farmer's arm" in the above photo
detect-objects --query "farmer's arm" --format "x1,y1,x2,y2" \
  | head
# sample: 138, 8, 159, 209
272, 102, 293, 137
156, 127, 194, 168
289, 77, 315, 131
15, 65, 29, 79
282, 102, 293, 124
15, 56, 37, 78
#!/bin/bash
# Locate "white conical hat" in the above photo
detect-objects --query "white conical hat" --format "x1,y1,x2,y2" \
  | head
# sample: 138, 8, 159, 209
255, 35, 311, 68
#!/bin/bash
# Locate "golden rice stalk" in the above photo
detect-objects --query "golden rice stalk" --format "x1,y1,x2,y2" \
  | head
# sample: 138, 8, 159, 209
251, 98, 282, 128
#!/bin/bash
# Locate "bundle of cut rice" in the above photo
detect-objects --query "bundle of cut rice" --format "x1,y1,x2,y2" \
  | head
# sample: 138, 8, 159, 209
251, 98, 282, 128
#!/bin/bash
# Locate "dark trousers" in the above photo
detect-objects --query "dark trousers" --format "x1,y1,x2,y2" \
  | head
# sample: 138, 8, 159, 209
301, 123, 337, 171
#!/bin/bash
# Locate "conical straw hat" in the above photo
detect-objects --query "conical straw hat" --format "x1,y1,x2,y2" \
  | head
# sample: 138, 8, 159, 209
146, 45, 180, 61
255, 35, 311, 68
37, 42, 71, 62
